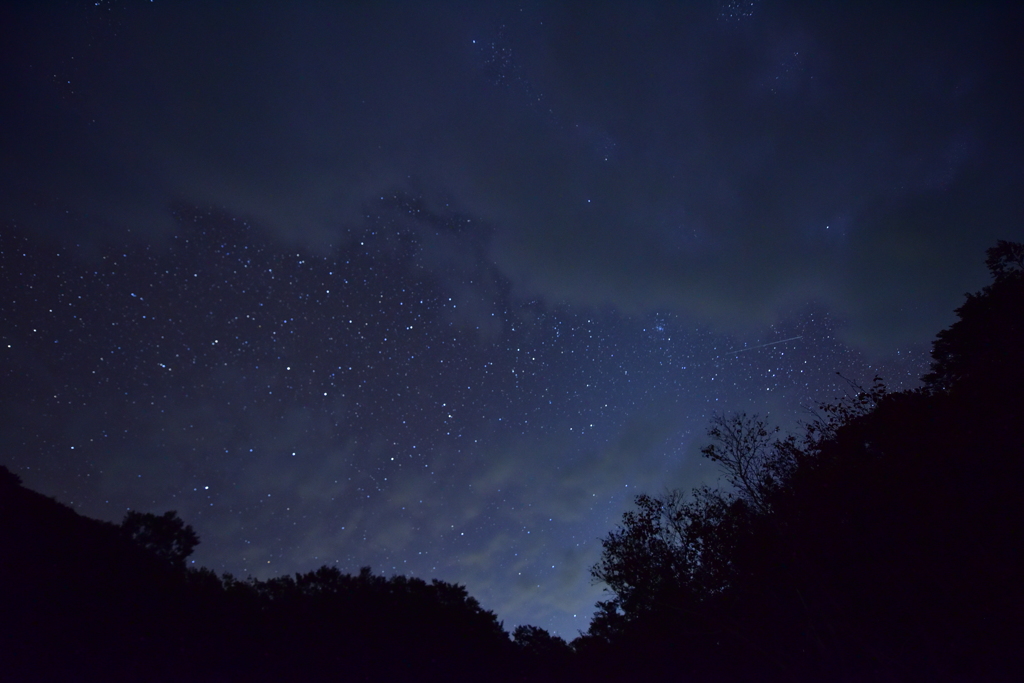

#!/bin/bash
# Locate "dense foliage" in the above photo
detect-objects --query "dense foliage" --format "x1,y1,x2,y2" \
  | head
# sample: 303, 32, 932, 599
583, 241, 1024, 681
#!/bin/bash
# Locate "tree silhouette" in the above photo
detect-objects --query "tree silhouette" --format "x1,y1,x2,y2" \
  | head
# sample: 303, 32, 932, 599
586, 241, 1024, 681
984, 239, 1024, 280
591, 485, 745, 626
512, 625, 573, 678
924, 239, 1024, 392
120, 509, 199, 570
700, 413, 799, 515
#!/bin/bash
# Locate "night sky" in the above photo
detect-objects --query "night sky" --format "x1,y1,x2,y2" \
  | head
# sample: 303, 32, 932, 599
2, 1, 1022, 638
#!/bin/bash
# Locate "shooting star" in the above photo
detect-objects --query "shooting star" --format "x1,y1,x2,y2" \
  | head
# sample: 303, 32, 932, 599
724, 335, 803, 356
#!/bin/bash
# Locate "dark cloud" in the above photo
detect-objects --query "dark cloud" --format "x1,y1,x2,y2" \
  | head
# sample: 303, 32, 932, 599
10, 5, 1021, 337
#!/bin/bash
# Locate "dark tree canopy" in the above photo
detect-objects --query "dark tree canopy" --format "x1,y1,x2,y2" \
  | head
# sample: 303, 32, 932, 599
120, 509, 200, 570
985, 239, 1024, 281
924, 239, 1024, 392
587, 242, 1024, 682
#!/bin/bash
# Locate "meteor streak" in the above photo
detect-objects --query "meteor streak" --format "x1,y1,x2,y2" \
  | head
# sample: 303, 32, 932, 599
724, 335, 803, 356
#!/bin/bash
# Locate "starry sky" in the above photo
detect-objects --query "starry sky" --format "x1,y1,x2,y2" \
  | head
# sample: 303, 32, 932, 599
2, 1, 1022, 637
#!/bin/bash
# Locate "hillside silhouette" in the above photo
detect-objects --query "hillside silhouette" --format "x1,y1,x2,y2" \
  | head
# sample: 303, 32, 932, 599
0, 467, 571, 682
3, 241, 1022, 681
